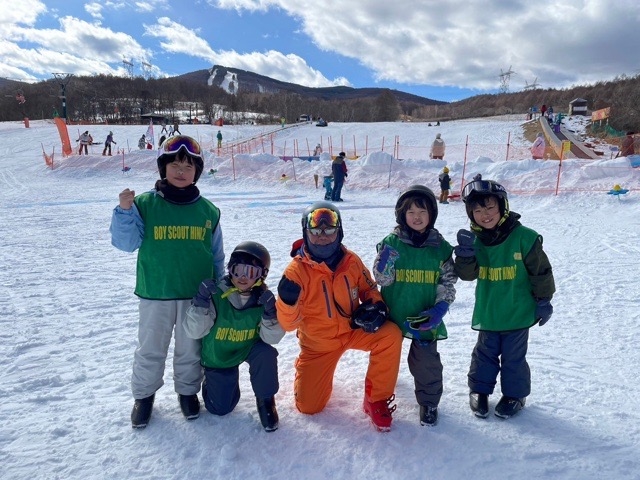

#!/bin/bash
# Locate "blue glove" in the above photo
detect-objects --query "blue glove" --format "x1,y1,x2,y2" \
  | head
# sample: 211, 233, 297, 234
278, 276, 301, 306
406, 301, 448, 331
454, 229, 476, 257
193, 279, 217, 308
373, 244, 399, 287
535, 298, 553, 326
258, 289, 277, 320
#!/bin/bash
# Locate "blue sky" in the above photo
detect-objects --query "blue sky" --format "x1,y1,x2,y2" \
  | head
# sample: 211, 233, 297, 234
2, 0, 639, 102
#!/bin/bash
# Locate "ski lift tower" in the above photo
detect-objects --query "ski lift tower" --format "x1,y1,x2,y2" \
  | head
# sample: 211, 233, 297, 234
499, 66, 515, 94
52, 73, 73, 121
141, 61, 153, 80
123, 58, 134, 79
524, 77, 540, 91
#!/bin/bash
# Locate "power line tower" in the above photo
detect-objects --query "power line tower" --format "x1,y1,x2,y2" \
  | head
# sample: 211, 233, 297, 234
52, 73, 74, 121
524, 77, 540, 91
499, 66, 516, 94
123, 58, 134, 78
141, 61, 153, 80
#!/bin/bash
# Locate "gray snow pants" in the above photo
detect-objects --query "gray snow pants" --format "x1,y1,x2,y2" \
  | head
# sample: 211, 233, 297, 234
131, 298, 203, 399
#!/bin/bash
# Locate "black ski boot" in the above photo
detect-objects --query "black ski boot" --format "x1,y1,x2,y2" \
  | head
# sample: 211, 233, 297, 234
494, 396, 525, 419
256, 397, 279, 432
131, 394, 155, 429
178, 394, 200, 420
469, 392, 489, 418
419, 404, 439, 426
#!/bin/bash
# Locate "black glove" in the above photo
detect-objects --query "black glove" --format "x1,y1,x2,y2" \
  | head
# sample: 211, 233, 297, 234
535, 298, 553, 326
351, 300, 387, 333
258, 289, 277, 320
192, 279, 217, 308
278, 276, 302, 306
454, 229, 476, 257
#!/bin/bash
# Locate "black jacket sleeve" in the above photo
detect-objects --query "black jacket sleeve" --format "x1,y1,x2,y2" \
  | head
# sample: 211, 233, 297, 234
454, 255, 479, 281
524, 237, 555, 299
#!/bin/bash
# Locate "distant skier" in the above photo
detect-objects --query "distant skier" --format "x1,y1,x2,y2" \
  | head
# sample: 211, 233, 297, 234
77, 131, 91, 155
102, 131, 117, 156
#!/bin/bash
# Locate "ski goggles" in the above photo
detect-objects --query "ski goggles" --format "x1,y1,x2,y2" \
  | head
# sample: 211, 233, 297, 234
306, 207, 339, 230
307, 226, 339, 236
162, 135, 202, 159
462, 180, 506, 200
229, 263, 264, 282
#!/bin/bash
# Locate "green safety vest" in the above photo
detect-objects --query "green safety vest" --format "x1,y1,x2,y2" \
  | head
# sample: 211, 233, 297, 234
379, 234, 452, 341
201, 292, 262, 368
472, 225, 539, 331
134, 193, 220, 299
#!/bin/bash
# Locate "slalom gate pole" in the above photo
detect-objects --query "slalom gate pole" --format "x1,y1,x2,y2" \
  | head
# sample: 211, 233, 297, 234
555, 157, 562, 195
232, 146, 236, 181
460, 135, 469, 191
505, 132, 511, 161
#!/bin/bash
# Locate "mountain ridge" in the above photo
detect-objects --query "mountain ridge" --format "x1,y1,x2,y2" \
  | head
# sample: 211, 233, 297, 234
174, 65, 447, 106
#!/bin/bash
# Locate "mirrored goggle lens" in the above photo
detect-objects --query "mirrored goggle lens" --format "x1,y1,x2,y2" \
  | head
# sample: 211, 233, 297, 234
230, 263, 263, 281
307, 208, 339, 229
307, 227, 338, 236
162, 135, 202, 158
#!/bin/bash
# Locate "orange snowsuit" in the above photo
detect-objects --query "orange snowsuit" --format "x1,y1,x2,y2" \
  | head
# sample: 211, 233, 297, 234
276, 241, 402, 414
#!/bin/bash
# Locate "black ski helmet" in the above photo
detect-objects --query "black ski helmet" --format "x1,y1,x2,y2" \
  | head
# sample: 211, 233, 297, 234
302, 201, 342, 230
461, 179, 509, 221
395, 185, 438, 231
156, 135, 205, 183
227, 241, 271, 279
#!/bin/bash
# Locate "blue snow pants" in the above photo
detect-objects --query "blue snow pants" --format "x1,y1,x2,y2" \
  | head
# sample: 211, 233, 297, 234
467, 329, 531, 399
202, 340, 279, 415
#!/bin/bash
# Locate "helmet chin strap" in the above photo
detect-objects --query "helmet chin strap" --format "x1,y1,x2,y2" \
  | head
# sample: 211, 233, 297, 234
221, 278, 263, 298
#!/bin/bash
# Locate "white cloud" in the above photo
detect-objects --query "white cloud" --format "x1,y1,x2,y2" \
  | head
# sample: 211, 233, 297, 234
0, 13, 150, 81
213, 0, 640, 91
84, 2, 103, 19
144, 17, 347, 87
2, 0, 639, 93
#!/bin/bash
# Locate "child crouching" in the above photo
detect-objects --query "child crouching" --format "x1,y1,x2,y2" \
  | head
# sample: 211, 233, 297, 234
183, 241, 285, 432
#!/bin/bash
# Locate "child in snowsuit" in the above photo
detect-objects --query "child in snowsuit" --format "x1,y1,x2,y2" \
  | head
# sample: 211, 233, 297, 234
453, 179, 555, 419
102, 131, 117, 156
110, 135, 225, 429
183, 242, 284, 432
322, 175, 333, 200
373, 185, 457, 426
138, 135, 146, 150
216, 130, 223, 148
276, 202, 403, 432
531, 133, 545, 160
438, 167, 451, 204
